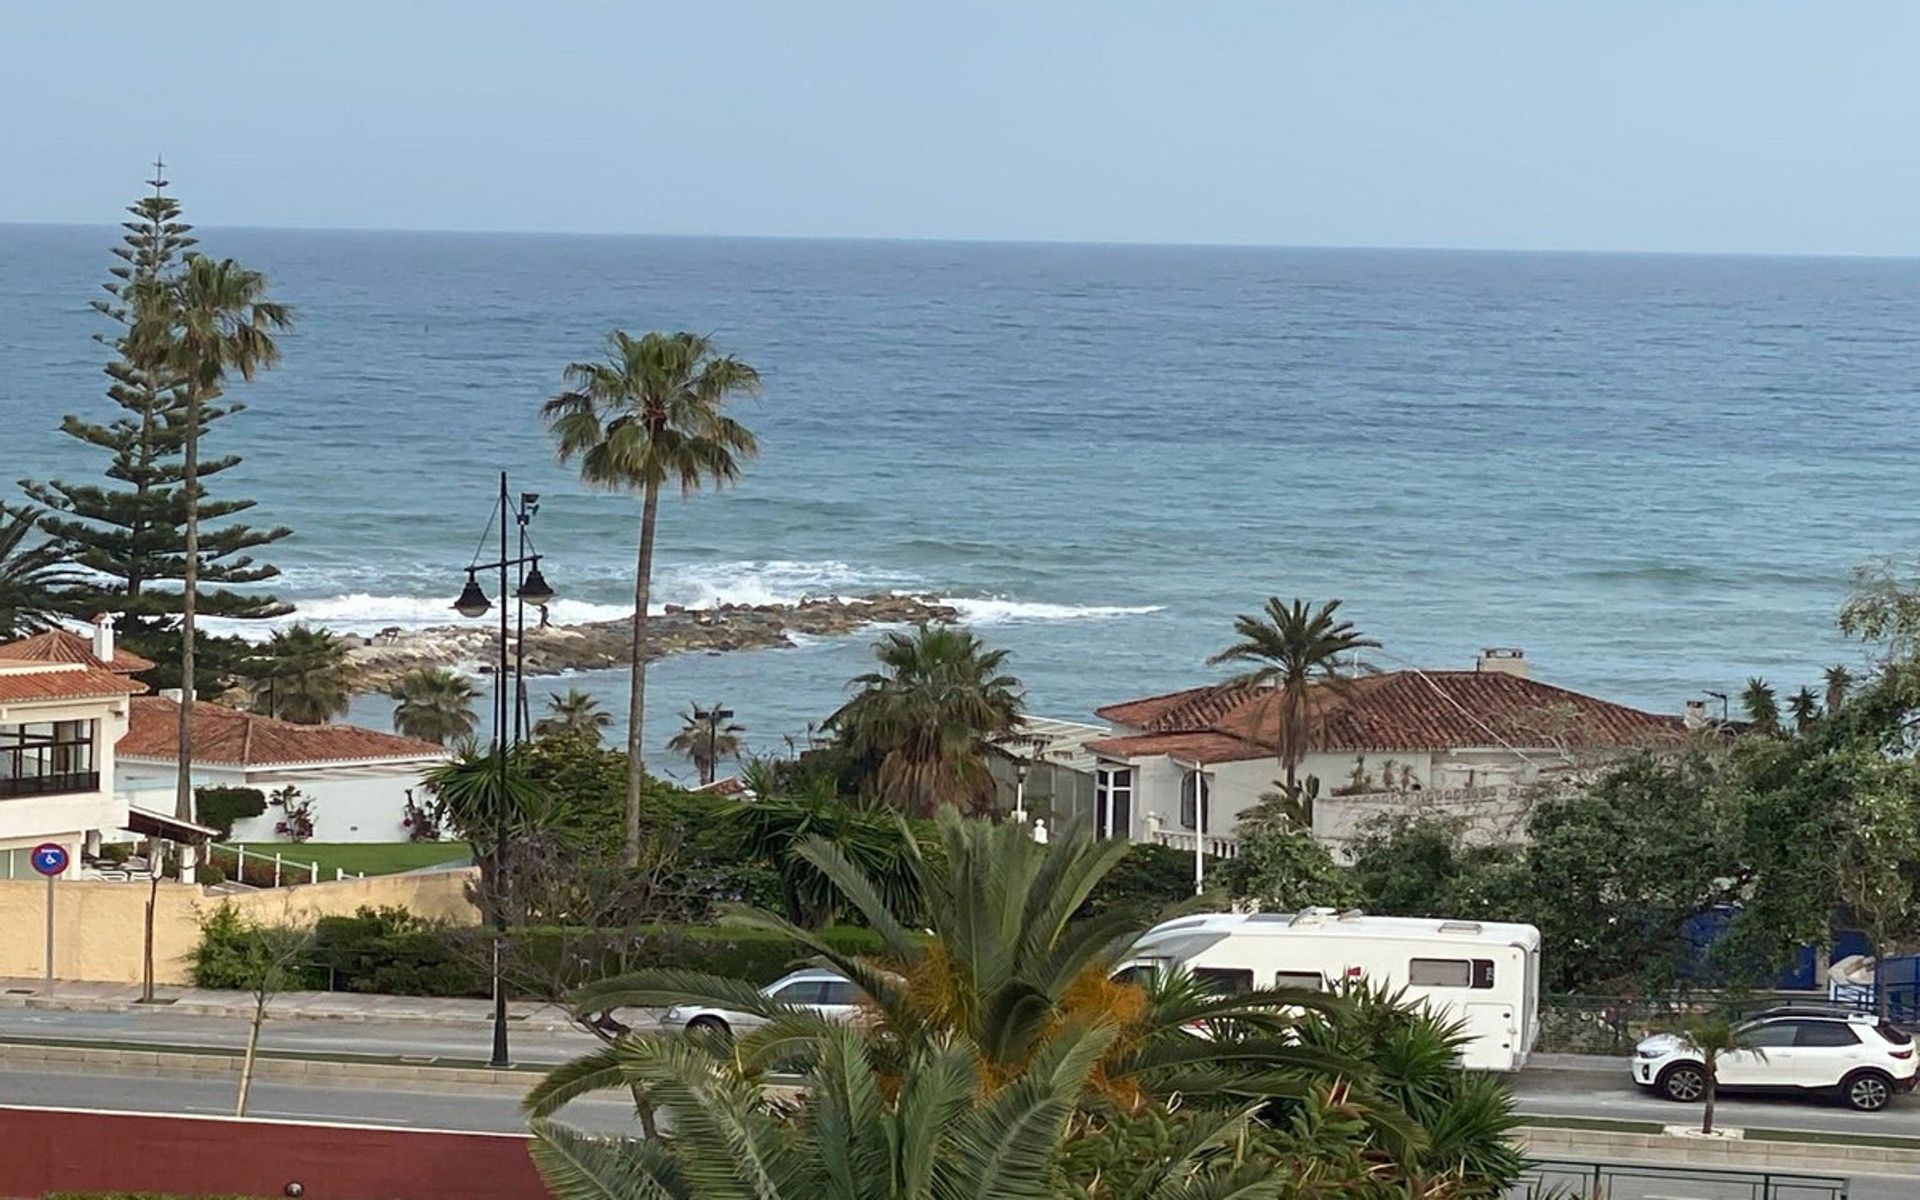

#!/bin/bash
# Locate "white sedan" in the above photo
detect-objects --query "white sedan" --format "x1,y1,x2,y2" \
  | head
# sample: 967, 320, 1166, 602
1632, 1007, 1918, 1112
660, 969, 867, 1037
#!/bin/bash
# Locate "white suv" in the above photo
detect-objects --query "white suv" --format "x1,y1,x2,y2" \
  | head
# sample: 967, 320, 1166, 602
1633, 1008, 1917, 1112
660, 969, 866, 1037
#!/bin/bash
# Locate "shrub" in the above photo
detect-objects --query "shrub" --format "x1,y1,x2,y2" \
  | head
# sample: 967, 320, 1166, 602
187, 903, 323, 990
194, 786, 267, 839
1079, 843, 1206, 919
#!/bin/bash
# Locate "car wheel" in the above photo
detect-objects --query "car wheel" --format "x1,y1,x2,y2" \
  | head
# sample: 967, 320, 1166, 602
1658, 1063, 1707, 1103
1843, 1070, 1894, 1112
686, 1015, 732, 1038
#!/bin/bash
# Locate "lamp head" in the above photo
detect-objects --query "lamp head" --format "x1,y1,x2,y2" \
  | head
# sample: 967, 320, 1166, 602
516, 562, 555, 607
453, 571, 492, 619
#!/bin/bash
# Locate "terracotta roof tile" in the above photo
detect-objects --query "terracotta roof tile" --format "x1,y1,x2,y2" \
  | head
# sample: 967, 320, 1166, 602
0, 629, 155, 674
1090, 670, 1684, 764
0, 663, 146, 705
120, 696, 448, 767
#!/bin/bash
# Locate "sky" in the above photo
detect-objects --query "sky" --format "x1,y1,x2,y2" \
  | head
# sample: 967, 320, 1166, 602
4, 2, 1919, 255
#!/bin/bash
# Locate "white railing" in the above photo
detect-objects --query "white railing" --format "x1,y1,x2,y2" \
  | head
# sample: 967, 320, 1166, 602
1150, 829, 1241, 859
204, 843, 366, 887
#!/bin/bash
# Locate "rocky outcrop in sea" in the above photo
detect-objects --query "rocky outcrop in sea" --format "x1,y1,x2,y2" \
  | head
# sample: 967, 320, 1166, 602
341, 593, 959, 692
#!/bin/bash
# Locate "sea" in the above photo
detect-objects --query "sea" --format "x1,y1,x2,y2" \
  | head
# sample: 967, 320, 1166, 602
4, 226, 1918, 783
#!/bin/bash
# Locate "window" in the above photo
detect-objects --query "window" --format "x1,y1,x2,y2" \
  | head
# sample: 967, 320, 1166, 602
1095, 766, 1134, 840
0, 720, 98, 799
818, 981, 863, 1006
1409, 958, 1496, 989
1191, 967, 1254, 995
1179, 771, 1212, 831
1736, 1021, 1800, 1049
1795, 1022, 1862, 1048
769, 980, 825, 1005
1873, 1022, 1914, 1047
1275, 971, 1327, 991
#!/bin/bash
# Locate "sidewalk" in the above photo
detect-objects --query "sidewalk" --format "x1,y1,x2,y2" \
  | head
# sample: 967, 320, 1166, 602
0, 978, 578, 1031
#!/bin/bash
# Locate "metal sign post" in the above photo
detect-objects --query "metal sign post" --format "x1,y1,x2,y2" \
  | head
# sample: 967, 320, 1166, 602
30, 842, 70, 985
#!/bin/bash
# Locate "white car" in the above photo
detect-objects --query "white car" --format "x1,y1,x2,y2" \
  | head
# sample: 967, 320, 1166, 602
659, 968, 867, 1037
1632, 1007, 1918, 1112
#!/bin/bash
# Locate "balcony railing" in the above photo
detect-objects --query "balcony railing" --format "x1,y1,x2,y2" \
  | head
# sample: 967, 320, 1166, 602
0, 771, 102, 799
1151, 829, 1242, 859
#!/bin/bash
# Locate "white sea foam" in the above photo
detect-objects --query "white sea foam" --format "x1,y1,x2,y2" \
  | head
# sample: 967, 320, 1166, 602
942, 597, 1165, 625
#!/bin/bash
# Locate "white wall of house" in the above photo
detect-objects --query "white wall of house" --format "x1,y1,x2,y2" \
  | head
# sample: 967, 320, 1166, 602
0, 693, 130, 876
114, 758, 439, 844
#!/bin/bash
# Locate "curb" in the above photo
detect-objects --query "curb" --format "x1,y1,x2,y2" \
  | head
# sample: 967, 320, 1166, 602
0, 1040, 540, 1092
0, 992, 580, 1033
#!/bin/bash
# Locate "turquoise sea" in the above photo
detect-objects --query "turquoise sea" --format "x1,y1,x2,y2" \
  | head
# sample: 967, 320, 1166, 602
4, 227, 1918, 781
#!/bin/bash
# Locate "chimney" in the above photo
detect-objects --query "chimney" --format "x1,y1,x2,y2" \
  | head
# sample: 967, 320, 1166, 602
91, 613, 116, 666
1475, 647, 1528, 678
1683, 699, 1708, 730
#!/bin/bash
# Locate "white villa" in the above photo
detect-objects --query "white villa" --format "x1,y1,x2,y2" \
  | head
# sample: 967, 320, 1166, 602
116, 696, 450, 843
1083, 648, 1687, 858
0, 621, 207, 878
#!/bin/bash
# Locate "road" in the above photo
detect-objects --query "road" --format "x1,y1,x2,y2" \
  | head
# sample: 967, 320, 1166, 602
1511, 1067, 1920, 1138
0, 1063, 638, 1135
0, 1005, 604, 1065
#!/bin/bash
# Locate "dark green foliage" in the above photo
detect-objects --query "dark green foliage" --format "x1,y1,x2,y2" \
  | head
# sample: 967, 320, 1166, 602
194, 786, 267, 839
725, 792, 926, 927
1219, 824, 1361, 910
186, 904, 318, 991
21, 177, 289, 689
0, 503, 82, 639
1076, 841, 1208, 919
311, 906, 474, 995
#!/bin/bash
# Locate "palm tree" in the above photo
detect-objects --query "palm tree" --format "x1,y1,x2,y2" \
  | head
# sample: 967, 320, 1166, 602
247, 625, 352, 724
533, 687, 611, 741
1207, 598, 1380, 826
826, 625, 1023, 816
390, 667, 479, 745
140, 253, 290, 823
1669, 1011, 1744, 1136
665, 703, 745, 785
1825, 664, 1854, 714
541, 331, 762, 867
0, 504, 78, 640
1740, 676, 1780, 736
1787, 686, 1820, 734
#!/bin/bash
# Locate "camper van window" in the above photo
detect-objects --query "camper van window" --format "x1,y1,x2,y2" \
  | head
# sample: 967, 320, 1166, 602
1191, 967, 1254, 995
1275, 971, 1325, 991
1179, 771, 1211, 831
1409, 958, 1496, 989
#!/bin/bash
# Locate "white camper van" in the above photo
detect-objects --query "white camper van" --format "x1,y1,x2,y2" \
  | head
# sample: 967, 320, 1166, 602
1125, 909, 1543, 1072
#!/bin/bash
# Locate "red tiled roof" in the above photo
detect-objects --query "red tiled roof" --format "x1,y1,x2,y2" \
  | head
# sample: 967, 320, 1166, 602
120, 696, 447, 767
1088, 670, 1685, 764
0, 663, 146, 705
0, 629, 154, 674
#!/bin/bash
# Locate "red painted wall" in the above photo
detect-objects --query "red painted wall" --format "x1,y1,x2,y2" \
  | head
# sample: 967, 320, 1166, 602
0, 1106, 550, 1200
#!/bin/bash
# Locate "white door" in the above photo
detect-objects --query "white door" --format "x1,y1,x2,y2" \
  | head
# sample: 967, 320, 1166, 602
1789, 1020, 1868, 1087
1717, 1020, 1799, 1086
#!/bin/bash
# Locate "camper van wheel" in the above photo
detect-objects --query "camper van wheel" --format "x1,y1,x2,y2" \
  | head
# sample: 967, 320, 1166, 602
1657, 1063, 1706, 1103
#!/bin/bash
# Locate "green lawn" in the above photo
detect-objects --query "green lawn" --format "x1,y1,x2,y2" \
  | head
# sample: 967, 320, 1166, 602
226, 840, 469, 878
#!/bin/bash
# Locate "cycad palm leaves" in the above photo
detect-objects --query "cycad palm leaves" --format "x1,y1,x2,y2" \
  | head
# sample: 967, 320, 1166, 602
541, 330, 761, 868
828, 625, 1024, 815
1207, 598, 1379, 814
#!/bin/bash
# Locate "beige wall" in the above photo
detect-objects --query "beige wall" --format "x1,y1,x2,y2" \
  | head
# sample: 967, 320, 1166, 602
0, 868, 479, 985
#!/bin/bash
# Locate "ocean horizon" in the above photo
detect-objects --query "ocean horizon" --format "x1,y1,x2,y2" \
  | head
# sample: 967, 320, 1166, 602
5, 225, 1917, 782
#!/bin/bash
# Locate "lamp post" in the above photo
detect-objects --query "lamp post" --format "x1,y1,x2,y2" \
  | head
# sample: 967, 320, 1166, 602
1704, 690, 1730, 725
452, 470, 556, 1069
691, 705, 733, 786
1012, 757, 1029, 825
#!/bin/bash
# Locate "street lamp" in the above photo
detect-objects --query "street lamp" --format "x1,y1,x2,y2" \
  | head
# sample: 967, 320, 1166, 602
452, 470, 558, 1069
691, 705, 734, 787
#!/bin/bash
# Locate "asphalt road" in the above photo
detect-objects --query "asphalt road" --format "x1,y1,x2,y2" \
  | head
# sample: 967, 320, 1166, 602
0, 1063, 638, 1135
1511, 1067, 1920, 1139
0, 1005, 605, 1065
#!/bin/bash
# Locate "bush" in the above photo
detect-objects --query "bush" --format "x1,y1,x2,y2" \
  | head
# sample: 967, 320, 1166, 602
312, 906, 479, 996
187, 903, 324, 990
195, 785, 268, 839
1079, 843, 1207, 919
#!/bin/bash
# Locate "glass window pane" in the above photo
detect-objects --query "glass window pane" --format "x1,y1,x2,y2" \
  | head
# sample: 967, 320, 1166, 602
1275, 971, 1325, 991
1796, 1022, 1862, 1048
1408, 958, 1473, 987
1192, 967, 1254, 995
1737, 1022, 1800, 1048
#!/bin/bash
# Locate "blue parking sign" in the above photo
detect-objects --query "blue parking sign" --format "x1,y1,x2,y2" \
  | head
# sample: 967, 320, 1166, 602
30, 843, 69, 877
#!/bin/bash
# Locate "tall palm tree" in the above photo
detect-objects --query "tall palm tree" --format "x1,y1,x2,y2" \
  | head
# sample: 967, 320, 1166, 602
1825, 664, 1854, 714
665, 703, 745, 785
0, 504, 78, 640
1207, 598, 1380, 826
826, 625, 1024, 816
541, 331, 762, 867
141, 254, 290, 823
1787, 686, 1820, 734
247, 625, 352, 724
534, 687, 611, 741
1741, 676, 1780, 736
390, 666, 479, 745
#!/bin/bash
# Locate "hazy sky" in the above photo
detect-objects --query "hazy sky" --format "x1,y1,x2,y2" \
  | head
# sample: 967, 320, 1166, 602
5, 2, 1918, 254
